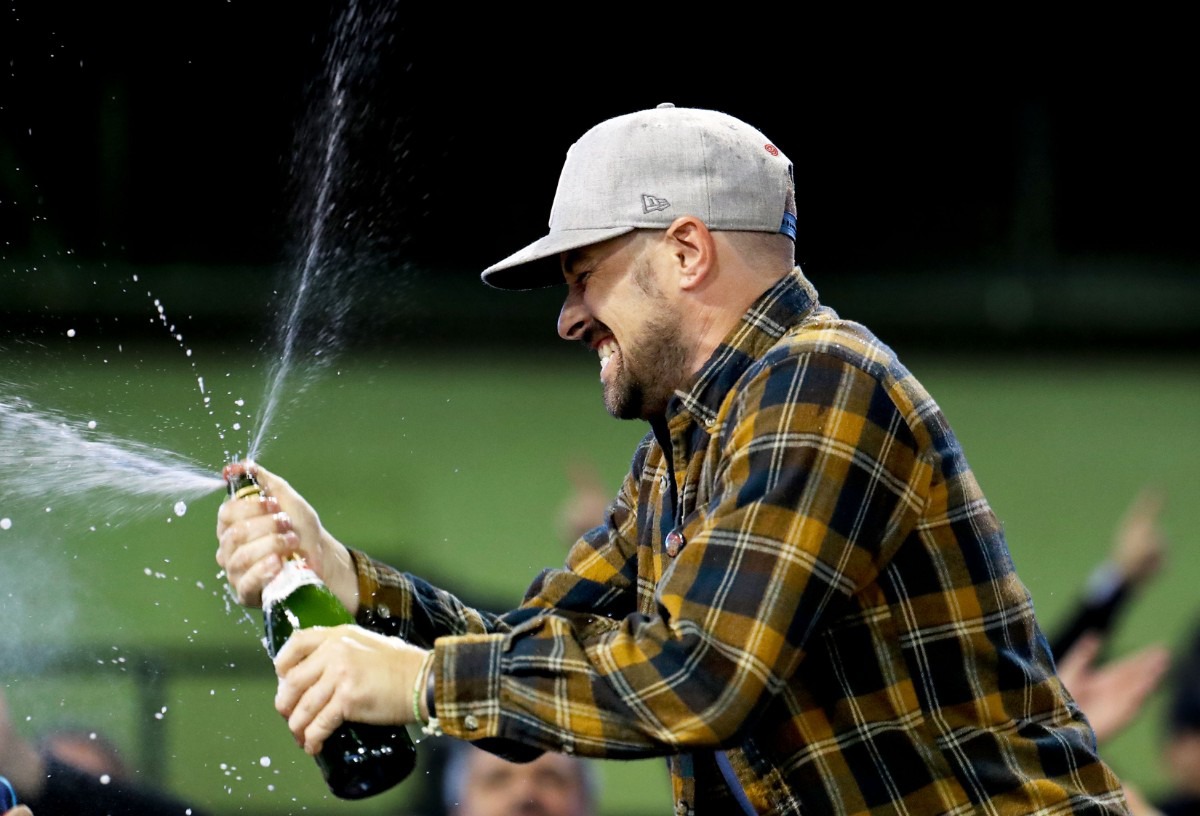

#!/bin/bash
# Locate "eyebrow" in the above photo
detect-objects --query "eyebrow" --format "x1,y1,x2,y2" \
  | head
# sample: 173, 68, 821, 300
561, 249, 587, 280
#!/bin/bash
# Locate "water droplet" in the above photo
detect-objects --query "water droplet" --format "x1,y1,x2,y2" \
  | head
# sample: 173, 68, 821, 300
0, 518, 11, 530
99, 774, 111, 785
232, 422, 241, 431
87, 420, 97, 429
259, 756, 271, 767
174, 501, 187, 517
66, 328, 76, 337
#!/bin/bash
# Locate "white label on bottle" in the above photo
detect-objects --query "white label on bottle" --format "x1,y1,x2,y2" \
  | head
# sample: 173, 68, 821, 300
262, 557, 324, 612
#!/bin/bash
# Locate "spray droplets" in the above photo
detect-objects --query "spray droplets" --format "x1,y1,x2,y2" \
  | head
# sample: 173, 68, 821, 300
0, 518, 11, 530
0, 400, 225, 517
66, 328, 76, 338
174, 501, 188, 517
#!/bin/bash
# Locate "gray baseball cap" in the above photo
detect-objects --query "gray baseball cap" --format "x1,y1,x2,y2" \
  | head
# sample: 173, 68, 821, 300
481, 103, 797, 290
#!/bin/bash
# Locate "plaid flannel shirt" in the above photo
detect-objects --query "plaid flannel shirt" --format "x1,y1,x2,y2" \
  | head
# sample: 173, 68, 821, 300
353, 269, 1127, 816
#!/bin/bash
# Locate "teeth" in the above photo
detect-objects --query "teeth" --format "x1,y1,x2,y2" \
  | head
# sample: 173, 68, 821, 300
598, 341, 617, 372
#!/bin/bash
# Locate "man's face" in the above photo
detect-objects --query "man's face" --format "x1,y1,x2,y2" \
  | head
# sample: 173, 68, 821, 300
557, 233, 688, 420
454, 750, 592, 816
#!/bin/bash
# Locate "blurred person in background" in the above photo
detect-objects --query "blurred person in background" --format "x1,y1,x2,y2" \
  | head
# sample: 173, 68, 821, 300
1049, 484, 1173, 748
1051, 486, 1170, 661
0, 687, 211, 816
1152, 618, 1200, 816
1047, 486, 1176, 816
35, 724, 128, 783
1056, 632, 1170, 746
1, 772, 31, 816
217, 104, 1129, 814
438, 738, 596, 816
1056, 632, 1170, 816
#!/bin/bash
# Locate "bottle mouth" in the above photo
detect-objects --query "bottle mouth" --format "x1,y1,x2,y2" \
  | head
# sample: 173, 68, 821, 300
231, 482, 262, 500
226, 468, 262, 499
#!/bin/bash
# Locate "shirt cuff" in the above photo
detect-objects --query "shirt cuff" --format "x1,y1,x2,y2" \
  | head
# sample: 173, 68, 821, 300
1084, 562, 1125, 603
427, 632, 506, 740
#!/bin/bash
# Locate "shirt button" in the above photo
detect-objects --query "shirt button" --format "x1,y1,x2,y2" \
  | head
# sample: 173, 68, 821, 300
464, 715, 479, 731
665, 530, 685, 557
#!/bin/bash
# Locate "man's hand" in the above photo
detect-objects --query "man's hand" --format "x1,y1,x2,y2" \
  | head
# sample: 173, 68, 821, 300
1057, 631, 1170, 743
273, 625, 428, 755
1111, 486, 1168, 586
215, 461, 359, 612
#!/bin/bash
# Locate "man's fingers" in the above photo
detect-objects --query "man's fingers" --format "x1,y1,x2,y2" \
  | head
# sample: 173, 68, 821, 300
302, 693, 345, 755
1114, 644, 1171, 696
284, 674, 339, 754
273, 627, 351, 754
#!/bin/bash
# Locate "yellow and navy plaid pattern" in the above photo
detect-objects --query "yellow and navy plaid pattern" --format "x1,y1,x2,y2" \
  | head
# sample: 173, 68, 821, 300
352, 269, 1128, 815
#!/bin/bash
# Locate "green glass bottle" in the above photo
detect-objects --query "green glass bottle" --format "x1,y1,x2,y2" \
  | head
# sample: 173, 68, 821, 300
226, 471, 417, 799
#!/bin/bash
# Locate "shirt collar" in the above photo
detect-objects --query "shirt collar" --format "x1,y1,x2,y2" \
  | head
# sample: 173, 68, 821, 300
667, 267, 819, 426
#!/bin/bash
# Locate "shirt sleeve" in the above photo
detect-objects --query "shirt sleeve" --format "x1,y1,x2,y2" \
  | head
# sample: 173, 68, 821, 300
425, 350, 930, 759
350, 435, 649, 650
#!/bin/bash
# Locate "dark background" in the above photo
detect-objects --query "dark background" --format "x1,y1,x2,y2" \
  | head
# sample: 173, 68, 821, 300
2, 4, 1198, 353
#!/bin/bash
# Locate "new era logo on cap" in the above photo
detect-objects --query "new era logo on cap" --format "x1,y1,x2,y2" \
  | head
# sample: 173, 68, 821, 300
641, 194, 671, 214
482, 103, 796, 290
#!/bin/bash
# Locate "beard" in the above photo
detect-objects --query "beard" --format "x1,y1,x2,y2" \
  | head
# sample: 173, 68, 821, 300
602, 306, 689, 421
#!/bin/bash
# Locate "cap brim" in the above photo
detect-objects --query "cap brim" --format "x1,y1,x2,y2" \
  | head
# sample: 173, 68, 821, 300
480, 227, 636, 290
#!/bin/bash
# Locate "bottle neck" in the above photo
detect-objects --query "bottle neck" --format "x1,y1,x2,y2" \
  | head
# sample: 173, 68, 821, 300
262, 557, 326, 609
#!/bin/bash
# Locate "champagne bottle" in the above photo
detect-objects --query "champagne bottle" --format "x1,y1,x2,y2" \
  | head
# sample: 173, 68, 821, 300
226, 470, 417, 799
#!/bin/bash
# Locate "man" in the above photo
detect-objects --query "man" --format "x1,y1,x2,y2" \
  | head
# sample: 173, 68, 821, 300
438, 739, 596, 816
0, 688, 210, 816
1153, 618, 1200, 815
35, 726, 128, 783
217, 103, 1129, 814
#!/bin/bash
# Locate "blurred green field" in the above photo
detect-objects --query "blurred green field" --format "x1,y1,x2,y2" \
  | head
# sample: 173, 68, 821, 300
2, 339, 1198, 815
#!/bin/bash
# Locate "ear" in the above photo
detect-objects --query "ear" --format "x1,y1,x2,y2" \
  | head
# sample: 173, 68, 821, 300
663, 216, 715, 291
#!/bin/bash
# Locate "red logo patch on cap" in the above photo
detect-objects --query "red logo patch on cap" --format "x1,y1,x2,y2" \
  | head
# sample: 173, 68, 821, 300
764, 144, 780, 156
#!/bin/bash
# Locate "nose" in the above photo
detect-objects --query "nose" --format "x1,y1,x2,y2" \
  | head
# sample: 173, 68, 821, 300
557, 287, 589, 341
